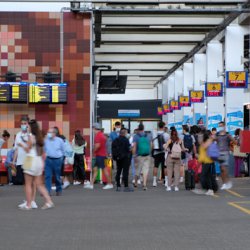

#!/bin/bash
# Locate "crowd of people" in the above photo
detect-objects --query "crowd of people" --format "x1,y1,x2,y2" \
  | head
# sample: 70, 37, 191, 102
0, 117, 248, 210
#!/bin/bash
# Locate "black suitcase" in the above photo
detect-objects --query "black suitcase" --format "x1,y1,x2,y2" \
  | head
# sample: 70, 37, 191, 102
12, 165, 24, 185
185, 169, 195, 190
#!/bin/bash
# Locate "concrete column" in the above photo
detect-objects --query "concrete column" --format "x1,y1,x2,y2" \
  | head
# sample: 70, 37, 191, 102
167, 76, 175, 127
174, 69, 184, 133
193, 54, 206, 126
183, 62, 194, 125
206, 40, 224, 130
225, 24, 245, 134
162, 79, 168, 124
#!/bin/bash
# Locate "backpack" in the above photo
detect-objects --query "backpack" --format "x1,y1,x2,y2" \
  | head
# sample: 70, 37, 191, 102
170, 141, 182, 159
112, 137, 128, 161
138, 134, 150, 156
207, 142, 220, 160
184, 134, 193, 153
153, 133, 165, 152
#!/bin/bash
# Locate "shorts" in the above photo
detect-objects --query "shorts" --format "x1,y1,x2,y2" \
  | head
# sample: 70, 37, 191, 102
95, 156, 106, 169
153, 152, 165, 169
135, 155, 151, 176
219, 152, 229, 167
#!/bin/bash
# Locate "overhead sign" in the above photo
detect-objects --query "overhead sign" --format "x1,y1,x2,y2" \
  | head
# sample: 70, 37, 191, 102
118, 109, 140, 117
157, 107, 163, 115
189, 90, 204, 103
170, 100, 179, 110
163, 103, 171, 113
226, 71, 248, 88
205, 82, 223, 97
178, 96, 190, 107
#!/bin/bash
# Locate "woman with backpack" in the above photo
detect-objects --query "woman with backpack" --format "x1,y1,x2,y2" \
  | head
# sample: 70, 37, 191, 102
164, 130, 187, 192
198, 130, 218, 196
72, 130, 86, 185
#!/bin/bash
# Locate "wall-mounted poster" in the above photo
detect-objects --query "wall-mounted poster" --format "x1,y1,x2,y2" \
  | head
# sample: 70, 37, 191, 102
226, 71, 248, 88
205, 82, 223, 97
189, 90, 204, 103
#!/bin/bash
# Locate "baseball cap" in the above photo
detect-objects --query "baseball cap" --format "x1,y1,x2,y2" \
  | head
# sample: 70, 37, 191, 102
93, 123, 101, 130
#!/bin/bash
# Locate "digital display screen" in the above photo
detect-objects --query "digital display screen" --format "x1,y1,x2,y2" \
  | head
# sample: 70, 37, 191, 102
189, 91, 204, 103
29, 83, 67, 104
226, 71, 248, 88
205, 82, 223, 97
0, 82, 28, 103
178, 96, 190, 107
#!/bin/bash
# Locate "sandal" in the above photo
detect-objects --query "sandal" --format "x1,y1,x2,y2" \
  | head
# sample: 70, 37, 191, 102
41, 202, 55, 210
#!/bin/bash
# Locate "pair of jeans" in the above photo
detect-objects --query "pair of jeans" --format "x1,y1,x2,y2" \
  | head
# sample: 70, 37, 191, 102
116, 157, 130, 187
45, 157, 63, 194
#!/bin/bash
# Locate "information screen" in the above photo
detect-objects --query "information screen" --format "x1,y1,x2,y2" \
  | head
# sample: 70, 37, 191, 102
226, 71, 248, 88
178, 96, 190, 107
205, 82, 223, 97
189, 91, 204, 103
0, 82, 28, 103
29, 83, 67, 104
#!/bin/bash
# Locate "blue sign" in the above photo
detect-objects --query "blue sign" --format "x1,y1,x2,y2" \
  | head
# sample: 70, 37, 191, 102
208, 114, 222, 130
227, 111, 243, 135
183, 115, 193, 126
195, 113, 206, 126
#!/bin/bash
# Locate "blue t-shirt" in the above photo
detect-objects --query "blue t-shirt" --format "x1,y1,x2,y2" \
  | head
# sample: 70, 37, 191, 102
110, 131, 119, 142
133, 132, 151, 155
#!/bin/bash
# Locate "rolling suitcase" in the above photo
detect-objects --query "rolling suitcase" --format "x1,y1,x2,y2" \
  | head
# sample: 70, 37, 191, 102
185, 169, 195, 190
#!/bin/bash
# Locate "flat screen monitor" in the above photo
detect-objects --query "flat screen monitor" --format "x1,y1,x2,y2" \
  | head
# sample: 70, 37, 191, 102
98, 75, 127, 94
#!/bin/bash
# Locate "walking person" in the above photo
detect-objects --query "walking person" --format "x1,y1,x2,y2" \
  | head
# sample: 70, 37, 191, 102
72, 130, 86, 185
132, 124, 151, 190
84, 123, 113, 190
44, 127, 65, 195
20, 119, 54, 210
164, 130, 187, 192
152, 121, 169, 187
216, 121, 234, 190
112, 128, 132, 192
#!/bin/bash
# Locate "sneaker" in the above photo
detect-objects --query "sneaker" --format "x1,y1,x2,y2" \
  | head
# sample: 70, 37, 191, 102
164, 179, 168, 187
41, 202, 55, 210
18, 200, 38, 209
180, 177, 184, 183
192, 189, 206, 195
84, 183, 94, 189
103, 184, 114, 190
51, 186, 56, 191
73, 181, 81, 186
174, 186, 179, 192
137, 179, 141, 185
63, 181, 70, 189
8, 182, 13, 186
166, 186, 171, 192
132, 179, 135, 184
19, 205, 32, 211
225, 181, 233, 190
153, 180, 157, 187
205, 189, 214, 196
220, 184, 227, 190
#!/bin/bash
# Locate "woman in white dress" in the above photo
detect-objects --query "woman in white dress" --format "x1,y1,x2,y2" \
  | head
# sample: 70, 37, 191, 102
20, 119, 54, 210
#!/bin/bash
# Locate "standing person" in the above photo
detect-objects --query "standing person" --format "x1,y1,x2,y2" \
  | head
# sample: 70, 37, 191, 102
132, 124, 151, 190
164, 130, 187, 192
72, 130, 86, 185
199, 130, 218, 196
110, 121, 121, 142
152, 121, 169, 187
20, 120, 54, 210
216, 121, 234, 190
112, 128, 132, 192
0, 130, 10, 163
13, 117, 38, 209
44, 127, 65, 195
84, 123, 113, 190
4, 146, 15, 185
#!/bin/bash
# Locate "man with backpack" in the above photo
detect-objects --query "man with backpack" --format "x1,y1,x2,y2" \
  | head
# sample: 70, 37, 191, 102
152, 121, 169, 187
112, 128, 132, 192
216, 121, 234, 190
132, 124, 151, 190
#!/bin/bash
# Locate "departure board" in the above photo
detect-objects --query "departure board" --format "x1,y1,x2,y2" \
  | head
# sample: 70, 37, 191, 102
29, 83, 67, 104
0, 82, 28, 103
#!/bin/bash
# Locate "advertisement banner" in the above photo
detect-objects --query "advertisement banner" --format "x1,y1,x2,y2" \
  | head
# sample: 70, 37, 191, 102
178, 96, 191, 108
227, 110, 243, 135
207, 114, 222, 130
163, 103, 171, 114
169, 100, 179, 110
195, 113, 206, 126
157, 107, 163, 115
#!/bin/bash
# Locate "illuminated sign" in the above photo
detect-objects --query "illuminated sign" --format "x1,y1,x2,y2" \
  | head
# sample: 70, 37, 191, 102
178, 96, 190, 107
226, 71, 248, 88
0, 82, 27, 103
189, 90, 204, 103
205, 82, 223, 97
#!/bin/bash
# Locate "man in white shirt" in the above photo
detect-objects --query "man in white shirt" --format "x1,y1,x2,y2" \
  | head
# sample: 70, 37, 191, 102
12, 116, 38, 209
152, 121, 170, 187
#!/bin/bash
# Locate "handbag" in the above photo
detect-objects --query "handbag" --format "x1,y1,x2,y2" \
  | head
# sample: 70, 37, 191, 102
233, 145, 247, 158
22, 154, 34, 170
207, 142, 220, 160
240, 160, 248, 175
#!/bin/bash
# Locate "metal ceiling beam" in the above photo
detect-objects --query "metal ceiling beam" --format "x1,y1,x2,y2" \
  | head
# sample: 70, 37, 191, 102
154, 8, 249, 87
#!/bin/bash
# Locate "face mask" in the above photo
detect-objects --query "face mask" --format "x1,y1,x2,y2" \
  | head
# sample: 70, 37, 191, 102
115, 128, 121, 132
47, 133, 53, 139
21, 125, 27, 131
217, 127, 224, 132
